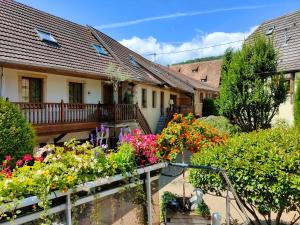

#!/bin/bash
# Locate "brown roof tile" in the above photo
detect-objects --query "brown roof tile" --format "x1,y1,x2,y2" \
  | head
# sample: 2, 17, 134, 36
169, 60, 222, 89
247, 10, 300, 73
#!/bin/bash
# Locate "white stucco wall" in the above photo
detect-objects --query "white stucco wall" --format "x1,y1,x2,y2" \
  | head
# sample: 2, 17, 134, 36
2, 68, 102, 103
273, 74, 298, 125
135, 84, 179, 133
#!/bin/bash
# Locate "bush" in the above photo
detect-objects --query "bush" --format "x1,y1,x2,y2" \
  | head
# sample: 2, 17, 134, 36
189, 126, 300, 225
202, 98, 218, 117
195, 201, 210, 217
157, 114, 227, 161
294, 78, 300, 129
199, 116, 240, 136
0, 98, 36, 162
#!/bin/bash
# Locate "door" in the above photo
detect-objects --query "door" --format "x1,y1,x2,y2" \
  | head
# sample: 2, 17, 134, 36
160, 91, 164, 115
102, 84, 114, 104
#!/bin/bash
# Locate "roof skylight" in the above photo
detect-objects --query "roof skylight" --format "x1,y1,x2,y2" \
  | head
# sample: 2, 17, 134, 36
94, 44, 108, 56
129, 56, 140, 67
265, 26, 275, 36
36, 29, 57, 43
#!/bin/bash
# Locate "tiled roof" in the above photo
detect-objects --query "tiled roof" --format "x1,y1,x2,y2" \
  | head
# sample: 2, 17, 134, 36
158, 65, 218, 92
0, 0, 136, 79
169, 60, 222, 89
247, 10, 300, 73
0, 0, 197, 93
94, 29, 195, 93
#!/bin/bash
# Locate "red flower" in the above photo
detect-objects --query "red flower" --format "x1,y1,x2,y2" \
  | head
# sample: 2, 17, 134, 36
23, 154, 33, 162
5, 155, 11, 161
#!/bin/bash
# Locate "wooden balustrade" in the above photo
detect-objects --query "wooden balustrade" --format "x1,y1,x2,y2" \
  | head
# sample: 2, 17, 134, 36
14, 101, 139, 126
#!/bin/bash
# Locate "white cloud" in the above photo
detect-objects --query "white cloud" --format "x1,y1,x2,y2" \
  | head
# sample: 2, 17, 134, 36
119, 26, 258, 65
97, 5, 272, 29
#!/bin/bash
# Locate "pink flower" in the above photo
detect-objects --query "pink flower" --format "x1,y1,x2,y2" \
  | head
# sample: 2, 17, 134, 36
5, 155, 11, 161
23, 154, 33, 162
16, 160, 24, 167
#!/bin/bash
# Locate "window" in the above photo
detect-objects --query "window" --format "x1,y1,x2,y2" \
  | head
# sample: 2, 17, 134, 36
152, 91, 157, 108
192, 66, 199, 73
265, 26, 275, 36
21, 77, 43, 103
94, 44, 108, 56
129, 56, 140, 68
36, 29, 57, 43
69, 82, 83, 103
142, 88, 147, 108
200, 92, 204, 103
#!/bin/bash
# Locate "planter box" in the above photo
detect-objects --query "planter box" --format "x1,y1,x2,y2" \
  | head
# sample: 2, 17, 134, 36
166, 210, 211, 225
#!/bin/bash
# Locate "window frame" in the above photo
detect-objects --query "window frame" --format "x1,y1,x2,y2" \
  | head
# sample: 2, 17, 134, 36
36, 29, 57, 43
152, 90, 157, 108
93, 44, 108, 56
142, 88, 147, 108
21, 77, 43, 103
69, 82, 84, 104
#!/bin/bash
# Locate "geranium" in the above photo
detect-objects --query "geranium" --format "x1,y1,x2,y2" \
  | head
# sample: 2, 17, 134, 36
157, 113, 227, 161
23, 154, 33, 162
122, 129, 159, 166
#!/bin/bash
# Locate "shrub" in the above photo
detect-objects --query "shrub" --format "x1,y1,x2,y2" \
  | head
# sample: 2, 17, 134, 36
195, 201, 210, 217
189, 126, 300, 225
199, 116, 240, 136
218, 36, 287, 132
202, 98, 218, 117
0, 98, 36, 162
157, 113, 227, 161
122, 129, 159, 166
294, 78, 300, 129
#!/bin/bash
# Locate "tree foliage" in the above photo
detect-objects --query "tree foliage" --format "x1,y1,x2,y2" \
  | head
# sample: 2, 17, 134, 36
294, 77, 300, 129
0, 98, 36, 162
218, 35, 288, 132
202, 98, 218, 117
189, 126, 300, 225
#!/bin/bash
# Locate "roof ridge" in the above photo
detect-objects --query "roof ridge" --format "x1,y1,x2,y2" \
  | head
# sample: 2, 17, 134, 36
261, 9, 300, 26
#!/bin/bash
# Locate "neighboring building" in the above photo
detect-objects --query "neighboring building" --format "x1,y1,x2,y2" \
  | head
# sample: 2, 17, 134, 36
248, 10, 300, 124
0, 0, 209, 144
169, 60, 221, 116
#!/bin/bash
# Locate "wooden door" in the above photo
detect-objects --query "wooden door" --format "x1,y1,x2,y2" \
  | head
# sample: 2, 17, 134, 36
103, 84, 114, 104
160, 91, 164, 115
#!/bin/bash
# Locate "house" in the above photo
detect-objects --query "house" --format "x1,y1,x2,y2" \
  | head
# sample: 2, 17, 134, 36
0, 0, 209, 144
169, 60, 221, 115
247, 10, 300, 124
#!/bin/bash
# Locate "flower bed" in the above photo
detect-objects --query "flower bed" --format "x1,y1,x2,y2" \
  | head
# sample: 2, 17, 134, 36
0, 135, 164, 223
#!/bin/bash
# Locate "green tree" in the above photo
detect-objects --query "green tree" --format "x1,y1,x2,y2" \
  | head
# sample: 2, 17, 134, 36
294, 77, 300, 128
189, 126, 300, 225
0, 98, 36, 161
218, 36, 287, 132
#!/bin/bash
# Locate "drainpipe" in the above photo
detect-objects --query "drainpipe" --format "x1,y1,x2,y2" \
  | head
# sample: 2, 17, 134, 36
0, 66, 3, 98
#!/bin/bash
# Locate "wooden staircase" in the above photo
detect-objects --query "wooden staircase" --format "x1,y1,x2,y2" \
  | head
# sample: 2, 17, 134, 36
136, 106, 152, 134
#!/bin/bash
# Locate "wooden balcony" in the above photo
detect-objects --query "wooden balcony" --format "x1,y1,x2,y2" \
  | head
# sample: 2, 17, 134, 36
13, 101, 152, 135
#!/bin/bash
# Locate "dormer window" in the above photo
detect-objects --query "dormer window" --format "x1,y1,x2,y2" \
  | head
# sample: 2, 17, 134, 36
192, 66, 199, 73
36, 29, 57, 43
265, 26, 275, 36
200, 75, 208, 82
94, 44, 108, 56
129, 56, 140, 68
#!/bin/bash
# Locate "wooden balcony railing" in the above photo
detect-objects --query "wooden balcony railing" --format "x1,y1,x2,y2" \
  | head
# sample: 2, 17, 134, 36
13, 101, 152, 133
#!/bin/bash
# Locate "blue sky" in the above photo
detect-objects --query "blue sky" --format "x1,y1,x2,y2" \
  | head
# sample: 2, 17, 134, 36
18, 0, 300, 64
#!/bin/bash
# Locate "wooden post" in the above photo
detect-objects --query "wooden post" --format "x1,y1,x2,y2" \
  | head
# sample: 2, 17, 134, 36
97, 101, 101, 121
60, 99, 64, 123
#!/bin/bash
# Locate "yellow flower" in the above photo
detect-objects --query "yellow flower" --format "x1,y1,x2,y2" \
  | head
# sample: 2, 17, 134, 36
67, 175, 74, 184
43, 170, 49, 176
112, 163, 118, 169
